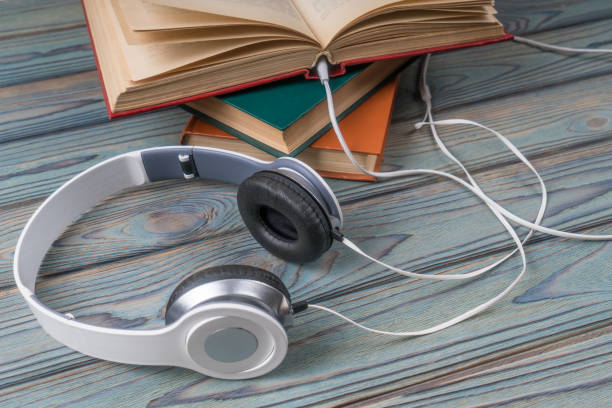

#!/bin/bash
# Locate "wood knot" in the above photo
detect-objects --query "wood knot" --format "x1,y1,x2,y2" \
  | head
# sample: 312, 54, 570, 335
145, 211, 203, 234
568, 112, 611, 133
586, 117, 609, 129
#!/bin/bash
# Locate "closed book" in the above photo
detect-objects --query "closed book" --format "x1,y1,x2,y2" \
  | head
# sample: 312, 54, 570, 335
81, 0, 511, 117
182, 59, 407, 156
181, 75, 399, 182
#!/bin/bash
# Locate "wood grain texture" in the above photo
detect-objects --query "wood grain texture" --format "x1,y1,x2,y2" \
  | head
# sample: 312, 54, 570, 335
1, 237, 610, 407
0, 0, 92, 87
394, 19, 612, 121
0, 71, 108, 143
495, 0, 612, 34
0, 1, 611, 407
1, 106, 610, 406
1, 70, 610, 287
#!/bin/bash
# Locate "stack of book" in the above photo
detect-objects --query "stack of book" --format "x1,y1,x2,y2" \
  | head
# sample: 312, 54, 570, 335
180, 59, 406, 181
82, 1, 510, 180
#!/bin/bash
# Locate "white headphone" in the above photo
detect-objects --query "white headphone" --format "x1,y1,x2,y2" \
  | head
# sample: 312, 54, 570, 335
14, 147, 344, 379
12, 144, 535, 379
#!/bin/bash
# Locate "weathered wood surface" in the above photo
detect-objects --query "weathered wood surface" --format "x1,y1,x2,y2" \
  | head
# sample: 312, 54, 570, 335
0, 1, 611, 407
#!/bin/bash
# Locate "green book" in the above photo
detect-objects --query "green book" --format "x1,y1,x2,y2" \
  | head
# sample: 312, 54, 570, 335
182, 58, 409, 157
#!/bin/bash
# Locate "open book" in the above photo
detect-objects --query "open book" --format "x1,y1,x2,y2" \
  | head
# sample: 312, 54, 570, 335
82, 0, 508, 116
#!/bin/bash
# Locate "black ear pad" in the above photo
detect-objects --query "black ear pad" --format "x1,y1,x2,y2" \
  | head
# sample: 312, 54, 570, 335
237, 171, 333, 264
165, 265, 291, 322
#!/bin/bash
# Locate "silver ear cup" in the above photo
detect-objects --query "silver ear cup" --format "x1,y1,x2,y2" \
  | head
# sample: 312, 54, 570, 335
165, 266, 293, 379
183, 302, 288, 379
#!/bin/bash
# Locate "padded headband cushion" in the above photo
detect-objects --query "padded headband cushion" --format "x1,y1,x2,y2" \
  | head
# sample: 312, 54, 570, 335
165, 265, 291, 319
237, 171, 332, 264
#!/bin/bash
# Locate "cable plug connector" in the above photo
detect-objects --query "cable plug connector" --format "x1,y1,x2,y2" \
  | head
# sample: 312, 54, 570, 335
316, 56, 331, 82
291, 300, 309, 314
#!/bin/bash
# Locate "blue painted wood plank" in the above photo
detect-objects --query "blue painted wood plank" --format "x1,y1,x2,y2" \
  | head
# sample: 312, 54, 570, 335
0, 26, 93, 88
0, 70, 610, 288
0, 0, 84, 37
1, 1, 612, 407
0, 71, 107, 142
342, 330, 612, 407
496, 0, 612, 34
0, 108, 190, 208
1, 237, 610, 406
1, 109, 610, 405
0, 0, 93, 87
395, 18, 612, 121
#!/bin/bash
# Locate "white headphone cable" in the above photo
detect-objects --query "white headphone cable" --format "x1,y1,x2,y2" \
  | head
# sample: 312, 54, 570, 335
309, 49, 612, 336
305, 61, 529, 336
316, 57, 546, 281
311, 186, 528, 336
417, 54, 547, 277
316, 56, 612, 242
311, 166, 528, 335
513, 35, 612, 54
412, 55, 612, 241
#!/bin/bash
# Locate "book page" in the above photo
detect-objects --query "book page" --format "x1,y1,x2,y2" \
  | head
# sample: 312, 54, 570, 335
112, 0, 309, 45
102, 0, 313, 80
147, 0, 315, 38
292, 0, 401, 47
119, 0, 251, 31
292, 0, 491, 47
124, 39, 313, 81
340, 10, 499, 40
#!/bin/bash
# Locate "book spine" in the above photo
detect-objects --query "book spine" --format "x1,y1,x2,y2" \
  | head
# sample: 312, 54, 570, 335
292, 73, 399, 155
179, 116, 198, 144
317, 170, 376, 182
373, 76, 400, 173
181, 107, 289, 157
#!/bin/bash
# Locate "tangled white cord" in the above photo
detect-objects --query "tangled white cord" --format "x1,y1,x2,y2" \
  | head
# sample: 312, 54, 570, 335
309, 37, 612, 336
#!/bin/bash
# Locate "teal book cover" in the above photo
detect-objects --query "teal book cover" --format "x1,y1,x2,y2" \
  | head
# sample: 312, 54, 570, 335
217, 65, 364, 131
183, 84, 382, 158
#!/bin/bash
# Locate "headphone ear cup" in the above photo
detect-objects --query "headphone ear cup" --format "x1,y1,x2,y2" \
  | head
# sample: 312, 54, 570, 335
237, 171, 333, 263
164, 265, 291, 378
165, 265, 291, 324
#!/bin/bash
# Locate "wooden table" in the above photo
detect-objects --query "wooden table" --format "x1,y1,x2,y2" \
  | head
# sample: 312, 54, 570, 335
1, 1, 611, 406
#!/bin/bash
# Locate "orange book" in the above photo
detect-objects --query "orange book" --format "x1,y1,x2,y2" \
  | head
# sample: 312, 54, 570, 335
181, 76, 399, 182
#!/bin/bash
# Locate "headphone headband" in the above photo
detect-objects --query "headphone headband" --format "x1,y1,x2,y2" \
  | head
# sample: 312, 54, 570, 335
13, 146, 341, 376
141, 146, 342, 227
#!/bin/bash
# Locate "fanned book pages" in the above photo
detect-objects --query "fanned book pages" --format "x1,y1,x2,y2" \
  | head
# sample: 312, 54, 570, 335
81, 0, 509, 117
